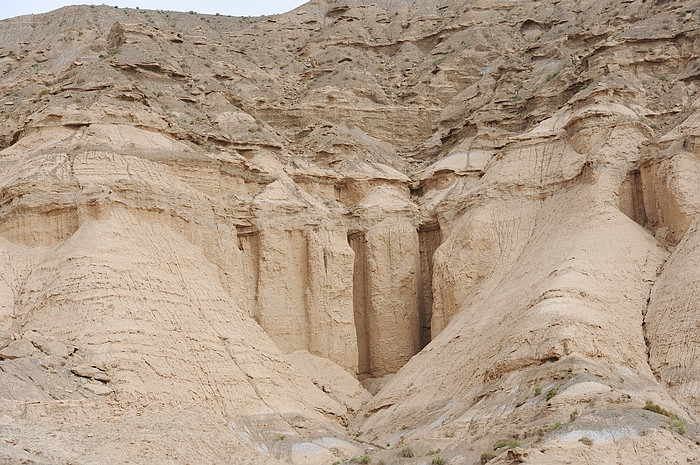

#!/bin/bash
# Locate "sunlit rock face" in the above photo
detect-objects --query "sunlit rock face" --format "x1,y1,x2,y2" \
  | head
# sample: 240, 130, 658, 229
1, 1, 700, 464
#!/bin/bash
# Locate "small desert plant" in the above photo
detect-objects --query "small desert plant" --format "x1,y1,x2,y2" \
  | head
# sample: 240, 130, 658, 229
546, 388, 558, 400
400, 446, 414, 458
670, 418, 686, 435
350, 455, 370, 464
494, 438, 520, 450
570, 410, 579, 421
432, 457, 446, 465
643, 400, 674, 418
534, 387, 542, 395
480, 452, 496, 464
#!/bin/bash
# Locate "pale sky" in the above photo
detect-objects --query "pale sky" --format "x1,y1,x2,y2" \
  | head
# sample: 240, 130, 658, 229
0, 1, 309, 21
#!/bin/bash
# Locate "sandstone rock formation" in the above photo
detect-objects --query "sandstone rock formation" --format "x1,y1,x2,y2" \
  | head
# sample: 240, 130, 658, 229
1, 0, 700, 464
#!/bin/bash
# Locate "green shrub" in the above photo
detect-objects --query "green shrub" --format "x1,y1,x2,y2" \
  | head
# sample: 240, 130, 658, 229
494, 438, 519, 450
643, 400, 674, 418
432, 457, 446, 465
400, 446, 414, 458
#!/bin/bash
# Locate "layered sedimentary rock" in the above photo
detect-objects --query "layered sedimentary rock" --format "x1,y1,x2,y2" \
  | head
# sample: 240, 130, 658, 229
1, 0, 700, 464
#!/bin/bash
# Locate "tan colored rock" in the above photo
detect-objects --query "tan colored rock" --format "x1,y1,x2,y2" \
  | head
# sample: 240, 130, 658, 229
71, 365, 111, 383
363, 218, 420, 376
0, 330, 12, 350
0, 339, 34, 360
83, 381, 113, 396
2, 1, 700, 464
287, 350, 371, 413
39, 340, 71, 358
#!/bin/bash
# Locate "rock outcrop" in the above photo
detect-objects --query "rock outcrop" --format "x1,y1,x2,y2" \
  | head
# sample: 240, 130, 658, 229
1, 0, 700, 464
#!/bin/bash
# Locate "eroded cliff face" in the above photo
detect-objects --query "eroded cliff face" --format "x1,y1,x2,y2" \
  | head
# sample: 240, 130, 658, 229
1, 1, 700, 464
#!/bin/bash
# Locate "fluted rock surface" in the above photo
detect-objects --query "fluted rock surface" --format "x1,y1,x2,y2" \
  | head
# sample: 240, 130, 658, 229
1, 1, 700, 464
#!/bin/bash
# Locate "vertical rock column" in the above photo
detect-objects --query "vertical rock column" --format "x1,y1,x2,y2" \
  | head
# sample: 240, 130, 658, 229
418, 223, 441, 349
349, 232, 371, 376
256, 226, 359, 374
305, 228, 358, 374
364, 219, 421, 376
257, 228, 308, 354
346, 183, 422, 377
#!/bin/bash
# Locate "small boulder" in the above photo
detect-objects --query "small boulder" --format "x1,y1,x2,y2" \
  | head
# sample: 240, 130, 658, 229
71, 365, 111, 382
83, 381, 113, 396
0, 339, 35, 360
40, 341, 71, 358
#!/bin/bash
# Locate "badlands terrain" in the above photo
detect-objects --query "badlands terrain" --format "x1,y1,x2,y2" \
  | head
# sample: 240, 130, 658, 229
1, 0, 700, 463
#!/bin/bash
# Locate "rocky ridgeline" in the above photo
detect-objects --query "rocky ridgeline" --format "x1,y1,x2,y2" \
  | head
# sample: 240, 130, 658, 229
1, 0, 700, 464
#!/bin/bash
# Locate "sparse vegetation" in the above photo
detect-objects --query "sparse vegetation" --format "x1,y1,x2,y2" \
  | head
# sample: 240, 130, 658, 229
349, 455, 371, 464
570, 410, 578, 421
670, 418, 686, 435
400, 446, 414, 458
546, 388, 557, 400
493, 438, 520, 450
432, 457, 446, 465
643, 400, 674, 418
534, 387, 542, 395
480, 452, 496, 464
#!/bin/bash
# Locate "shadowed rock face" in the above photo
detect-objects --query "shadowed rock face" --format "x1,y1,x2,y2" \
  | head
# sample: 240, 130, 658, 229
1, 1, 700, 464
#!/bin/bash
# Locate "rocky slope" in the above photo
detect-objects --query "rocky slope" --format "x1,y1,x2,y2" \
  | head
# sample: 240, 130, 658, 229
1, 0, 700, 463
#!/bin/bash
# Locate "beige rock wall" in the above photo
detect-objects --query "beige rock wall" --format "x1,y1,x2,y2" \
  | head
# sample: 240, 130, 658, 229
5, 1, 700, 463
347, 184, 423, 377
256, 226, 358, 374
365, 218, 421, 376
356, 110, 675, 450
646, 219, 700, 416
644, 131, 700, 417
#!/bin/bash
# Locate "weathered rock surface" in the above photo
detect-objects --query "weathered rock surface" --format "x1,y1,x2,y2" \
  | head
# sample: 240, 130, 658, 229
0, 339, 34, 360
1, 0, 700, 464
